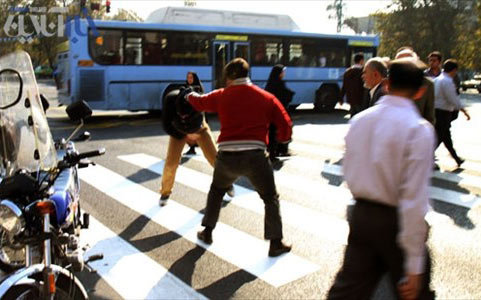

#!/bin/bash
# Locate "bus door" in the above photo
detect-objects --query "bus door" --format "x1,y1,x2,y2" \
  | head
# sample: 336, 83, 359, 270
347, 45, 376, 66
213, 41, 230, 89
233, 42, 250, 62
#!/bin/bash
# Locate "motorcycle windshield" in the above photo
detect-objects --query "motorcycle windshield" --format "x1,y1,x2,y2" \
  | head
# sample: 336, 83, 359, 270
0, 51, 57, 176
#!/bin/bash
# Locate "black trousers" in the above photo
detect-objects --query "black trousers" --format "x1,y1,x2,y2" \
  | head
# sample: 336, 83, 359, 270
328, 200, 434, 300
201, 150, 283, 240
435, 109, 461, 163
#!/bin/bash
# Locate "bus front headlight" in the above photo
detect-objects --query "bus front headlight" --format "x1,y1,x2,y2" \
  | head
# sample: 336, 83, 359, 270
0, 200, 25, 236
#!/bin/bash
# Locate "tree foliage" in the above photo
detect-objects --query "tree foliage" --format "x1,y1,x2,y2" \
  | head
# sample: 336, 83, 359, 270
373, 0, 480, 72
374, 0, 460, 62
0, 0, 142, 68
452, 1, 481, 71
327, 0, 346, 33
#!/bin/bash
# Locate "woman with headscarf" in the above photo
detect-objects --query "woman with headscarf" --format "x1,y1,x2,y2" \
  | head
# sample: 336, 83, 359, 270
184, 71, 205, 155
265, 65, 295, 160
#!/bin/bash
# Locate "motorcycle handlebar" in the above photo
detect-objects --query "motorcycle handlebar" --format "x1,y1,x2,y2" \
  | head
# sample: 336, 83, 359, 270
77, 148, 106, 160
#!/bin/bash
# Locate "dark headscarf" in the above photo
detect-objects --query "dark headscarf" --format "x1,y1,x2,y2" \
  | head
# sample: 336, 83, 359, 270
265, 64, 285, 92
186, 71, 204, 94
265, 64, 294, 108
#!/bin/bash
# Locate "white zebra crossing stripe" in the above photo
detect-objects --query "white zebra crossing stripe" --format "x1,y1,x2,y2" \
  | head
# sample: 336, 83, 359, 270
79, 164, 319, 288
292, 123, 481, 174
118, 153, 350, 245
188, 154, 481, 209
119, 153, 455, 243
83, 216, 205, 300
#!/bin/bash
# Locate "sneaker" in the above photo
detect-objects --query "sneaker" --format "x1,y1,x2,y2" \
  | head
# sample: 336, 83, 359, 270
197, 229, 213, 245
226, 185, 235, 198
159, 194, 169, 206
268, 240, 292, 257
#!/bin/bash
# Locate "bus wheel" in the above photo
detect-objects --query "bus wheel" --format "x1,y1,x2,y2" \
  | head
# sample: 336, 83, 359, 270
288, 104, 299, 112
314, 86, 339, 112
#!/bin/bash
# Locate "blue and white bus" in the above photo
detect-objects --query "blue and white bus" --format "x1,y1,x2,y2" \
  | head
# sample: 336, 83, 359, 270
58, 17, 378, 113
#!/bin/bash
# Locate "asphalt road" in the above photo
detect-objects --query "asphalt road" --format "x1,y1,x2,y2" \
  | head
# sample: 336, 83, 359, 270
20, 80, 481, 299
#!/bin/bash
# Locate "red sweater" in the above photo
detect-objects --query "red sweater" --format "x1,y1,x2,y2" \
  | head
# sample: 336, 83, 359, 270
187, 80, 292, 151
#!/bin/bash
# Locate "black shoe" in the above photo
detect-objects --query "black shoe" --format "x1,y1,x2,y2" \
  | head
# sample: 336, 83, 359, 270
197, 229, 213, 245
159, 194, 169, 206
456, 158, 465, 167
184, 147, 196, 155
268, 240, 292, 257
269, 156, 280, 163
226, 185, 235, 198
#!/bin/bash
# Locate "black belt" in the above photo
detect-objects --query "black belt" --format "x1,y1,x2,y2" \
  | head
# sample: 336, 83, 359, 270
219, 149, 264, 155
355, 198, 397, 211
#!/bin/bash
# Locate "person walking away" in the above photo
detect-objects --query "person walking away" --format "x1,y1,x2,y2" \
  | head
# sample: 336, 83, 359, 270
340, 53, 365, 117
182, 58, 293, 257
433, 59, 471, 167
184, 71, 205, 155
265, 64, 295, 159
396, 48, 436, 125
362, 57, 387, 107
328, 58, 436, 300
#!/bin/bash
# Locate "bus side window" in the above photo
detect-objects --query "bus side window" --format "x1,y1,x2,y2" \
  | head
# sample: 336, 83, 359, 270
125, 34, 143, 65
89, 29, 123, 65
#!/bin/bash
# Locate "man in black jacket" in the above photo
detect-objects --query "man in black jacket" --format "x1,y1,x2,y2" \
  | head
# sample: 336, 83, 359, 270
362, 57, 388, 107
340, 53, 365, 117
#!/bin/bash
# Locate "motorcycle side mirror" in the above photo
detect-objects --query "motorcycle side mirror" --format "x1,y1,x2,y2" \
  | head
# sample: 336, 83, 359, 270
66, 100, 92, 122
73, 131, 91, 142
0, 68, 23, 110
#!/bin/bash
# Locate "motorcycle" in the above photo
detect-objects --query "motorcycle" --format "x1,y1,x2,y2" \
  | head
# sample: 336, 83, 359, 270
0, 51, 104, 299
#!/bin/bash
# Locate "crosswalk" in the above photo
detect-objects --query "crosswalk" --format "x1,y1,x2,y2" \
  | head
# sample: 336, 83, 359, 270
75, 123, 481, 299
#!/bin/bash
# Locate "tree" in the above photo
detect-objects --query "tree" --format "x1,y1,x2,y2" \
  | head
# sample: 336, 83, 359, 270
453, 1, 481, 72
108, 8, 143, 22
374, 0, 461, 61
327, 0, 346, 33
0, 0, 28, 56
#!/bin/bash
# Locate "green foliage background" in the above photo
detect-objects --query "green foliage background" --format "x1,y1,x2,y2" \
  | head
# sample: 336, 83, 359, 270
373, 0, 480, 74
0, 0, 142, 68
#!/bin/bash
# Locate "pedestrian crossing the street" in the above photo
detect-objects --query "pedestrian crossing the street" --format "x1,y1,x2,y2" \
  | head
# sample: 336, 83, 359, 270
76, 125, 481, 299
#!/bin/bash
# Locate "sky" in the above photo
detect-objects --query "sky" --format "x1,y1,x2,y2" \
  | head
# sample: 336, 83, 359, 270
110, 0, 392, 34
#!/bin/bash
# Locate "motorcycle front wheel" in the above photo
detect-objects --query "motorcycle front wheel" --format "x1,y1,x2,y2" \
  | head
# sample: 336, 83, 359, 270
1, 277, 87, 300
0, 229, 25, 272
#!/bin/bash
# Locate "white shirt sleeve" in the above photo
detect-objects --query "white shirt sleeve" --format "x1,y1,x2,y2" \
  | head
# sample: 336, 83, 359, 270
397, 124, 434, 274
441, 77, 463, 110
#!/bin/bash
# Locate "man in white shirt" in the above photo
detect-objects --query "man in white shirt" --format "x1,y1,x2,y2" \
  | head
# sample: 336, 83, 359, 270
434, 59, 470, 167
328, 59, 435, 300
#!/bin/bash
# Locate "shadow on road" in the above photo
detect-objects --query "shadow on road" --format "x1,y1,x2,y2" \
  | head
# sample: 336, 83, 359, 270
321, 160, 476, 230
168, 246, 257, 299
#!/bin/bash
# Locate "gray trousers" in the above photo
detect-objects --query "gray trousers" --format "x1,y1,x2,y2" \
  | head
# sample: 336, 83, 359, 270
201, 149, 283, 240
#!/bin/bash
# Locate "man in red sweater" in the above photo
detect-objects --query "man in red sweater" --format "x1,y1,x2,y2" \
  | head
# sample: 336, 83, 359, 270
183, 58, 293, 257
